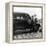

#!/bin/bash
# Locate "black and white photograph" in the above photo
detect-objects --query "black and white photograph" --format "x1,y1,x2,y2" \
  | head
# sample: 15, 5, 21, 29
5, 2, 46, 43
13, 6, 43, 40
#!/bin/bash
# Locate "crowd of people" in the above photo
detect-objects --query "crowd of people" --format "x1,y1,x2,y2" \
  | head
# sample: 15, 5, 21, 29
13, 13, 42, 35
26, 15, 42, 33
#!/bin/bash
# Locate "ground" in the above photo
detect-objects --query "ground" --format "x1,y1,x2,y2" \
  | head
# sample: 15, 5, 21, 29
13, 31, 42, 40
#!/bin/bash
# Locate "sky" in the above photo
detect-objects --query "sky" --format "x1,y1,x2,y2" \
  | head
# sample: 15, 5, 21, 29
13, 7, 42, 19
